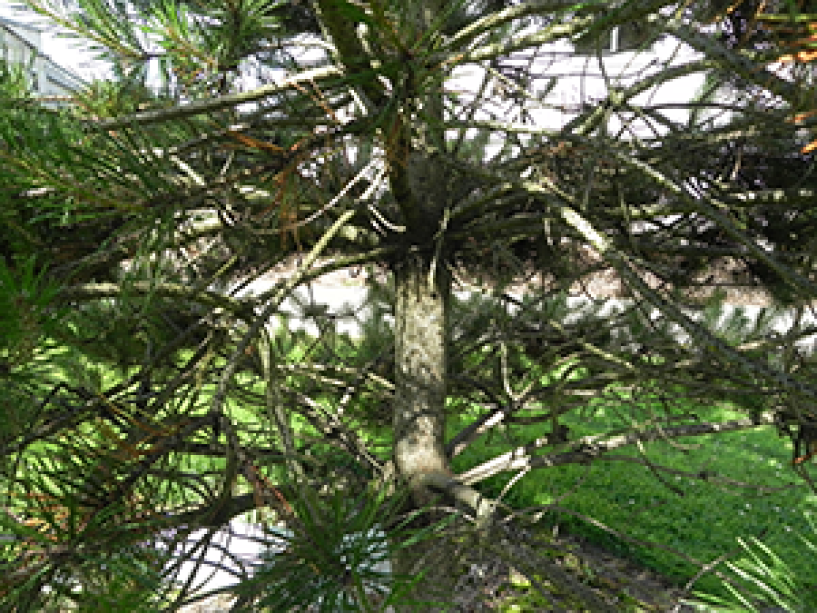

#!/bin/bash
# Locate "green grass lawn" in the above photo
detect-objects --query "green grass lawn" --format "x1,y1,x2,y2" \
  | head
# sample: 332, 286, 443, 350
450, 397, 817, 604
248, 327, 817, 607
26, 328, 817, 609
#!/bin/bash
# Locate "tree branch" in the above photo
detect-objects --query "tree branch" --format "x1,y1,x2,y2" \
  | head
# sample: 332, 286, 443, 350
459, 417, 774, 485
57, 281, 254, 318
96, 66, 343, 130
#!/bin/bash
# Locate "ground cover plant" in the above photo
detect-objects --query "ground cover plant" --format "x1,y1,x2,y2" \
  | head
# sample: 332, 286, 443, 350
5, 0, 817, 610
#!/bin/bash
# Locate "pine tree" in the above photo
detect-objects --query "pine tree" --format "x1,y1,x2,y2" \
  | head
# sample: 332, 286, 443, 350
3, 1, 817, 610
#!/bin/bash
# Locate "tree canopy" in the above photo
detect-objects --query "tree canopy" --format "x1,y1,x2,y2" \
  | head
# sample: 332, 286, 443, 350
2, 0, 817, 610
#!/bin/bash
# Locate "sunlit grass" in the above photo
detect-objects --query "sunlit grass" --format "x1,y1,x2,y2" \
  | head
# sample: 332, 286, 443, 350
450, 396, 817, 602
32, 323, 817, 607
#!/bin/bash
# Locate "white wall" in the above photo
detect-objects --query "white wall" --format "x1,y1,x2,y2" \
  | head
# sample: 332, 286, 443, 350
230, 275, 817, 354
0, 16, 85, 103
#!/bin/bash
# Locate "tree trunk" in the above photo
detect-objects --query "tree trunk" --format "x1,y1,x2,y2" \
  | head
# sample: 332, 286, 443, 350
380, 1, 458, 604
393, 252, 450, 500
390, 253, 462, 610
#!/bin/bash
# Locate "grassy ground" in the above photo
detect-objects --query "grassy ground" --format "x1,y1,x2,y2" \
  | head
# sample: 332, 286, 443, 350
450, 398, 817, 605
254, 325, 817, 607
32, 326, 817, 609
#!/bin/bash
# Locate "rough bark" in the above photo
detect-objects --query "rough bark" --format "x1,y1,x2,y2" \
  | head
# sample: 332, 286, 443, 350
391, 252, 460, 610
314, 0, 470, 606
386, 0, 462, 602
392, 253, 451, 503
